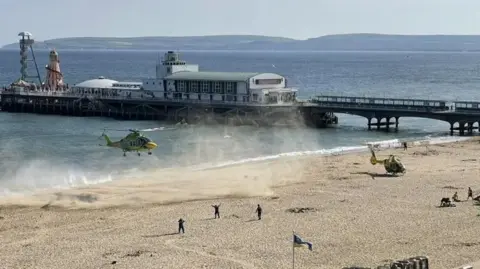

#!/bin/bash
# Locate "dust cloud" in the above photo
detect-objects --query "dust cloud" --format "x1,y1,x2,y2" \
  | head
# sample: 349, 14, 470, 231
0, 156, 308, 209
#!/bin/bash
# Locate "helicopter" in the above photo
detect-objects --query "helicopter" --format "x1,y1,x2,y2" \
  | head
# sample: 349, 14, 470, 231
100, 129, 158, 156
368, 144, 406, 175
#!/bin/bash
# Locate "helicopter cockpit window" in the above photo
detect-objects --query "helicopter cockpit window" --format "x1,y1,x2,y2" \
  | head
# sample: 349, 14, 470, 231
138, 137, 150, 145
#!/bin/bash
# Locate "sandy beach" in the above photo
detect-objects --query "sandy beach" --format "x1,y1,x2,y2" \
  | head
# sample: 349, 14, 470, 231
1, 139, 480, 269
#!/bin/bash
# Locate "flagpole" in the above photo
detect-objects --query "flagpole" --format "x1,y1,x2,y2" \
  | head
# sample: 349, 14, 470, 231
292, 231, 295, 269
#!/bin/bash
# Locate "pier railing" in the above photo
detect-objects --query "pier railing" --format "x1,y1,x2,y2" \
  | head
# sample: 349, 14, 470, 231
1, 90, 299, 107
309, 100, 450, 112
6, 90, 480, 114
309, 95, 451, 112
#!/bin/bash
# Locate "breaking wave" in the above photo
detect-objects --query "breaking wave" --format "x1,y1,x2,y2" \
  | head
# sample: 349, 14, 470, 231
192, 135, 471, 171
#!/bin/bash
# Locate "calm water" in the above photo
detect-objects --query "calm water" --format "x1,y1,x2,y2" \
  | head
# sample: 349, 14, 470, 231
1, 49, 480, 194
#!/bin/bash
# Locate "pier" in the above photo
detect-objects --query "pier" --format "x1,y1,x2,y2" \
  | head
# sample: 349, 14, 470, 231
308, 95, 480, 135
0, 32, 338, 129
4, 91, 480, 135
0, 91, 338, 128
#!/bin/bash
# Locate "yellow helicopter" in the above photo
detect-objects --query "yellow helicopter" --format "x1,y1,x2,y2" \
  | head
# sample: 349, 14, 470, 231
368, 144, 406, 175
100, 129, 158, 157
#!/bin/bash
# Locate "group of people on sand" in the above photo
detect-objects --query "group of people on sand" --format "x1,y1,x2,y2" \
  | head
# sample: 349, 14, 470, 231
452, 187, 474, 202
177, 204, 263, 234
441, 187, 478, 207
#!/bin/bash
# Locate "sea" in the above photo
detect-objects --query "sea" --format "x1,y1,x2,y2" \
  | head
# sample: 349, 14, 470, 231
0, 49, 479, 196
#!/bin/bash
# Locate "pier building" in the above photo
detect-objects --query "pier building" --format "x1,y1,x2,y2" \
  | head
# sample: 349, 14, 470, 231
141, 51, 298, 105
64, 51, 298, 106
71, 77, 144, 98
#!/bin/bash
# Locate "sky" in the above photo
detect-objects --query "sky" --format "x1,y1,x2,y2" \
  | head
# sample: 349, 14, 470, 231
1, 0, 480, 46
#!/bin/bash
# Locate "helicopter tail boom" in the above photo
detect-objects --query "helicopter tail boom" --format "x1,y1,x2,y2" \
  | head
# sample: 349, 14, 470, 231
102, 133, 116, 147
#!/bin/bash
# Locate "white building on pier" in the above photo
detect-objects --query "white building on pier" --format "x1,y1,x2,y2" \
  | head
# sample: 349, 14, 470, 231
141, 51, 297, 105
67, 51, 297, 105
71, 76, 146, 98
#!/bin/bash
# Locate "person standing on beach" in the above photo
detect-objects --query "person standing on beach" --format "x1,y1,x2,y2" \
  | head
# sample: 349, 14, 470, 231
178, 218, 185, 234
403, 142, 408, 151
256, 204, 262, 220
212, 204, 221, 219
468, 187, 473, 200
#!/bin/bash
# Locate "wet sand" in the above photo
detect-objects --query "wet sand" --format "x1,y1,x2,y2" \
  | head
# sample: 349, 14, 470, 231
1, 139, 480, 269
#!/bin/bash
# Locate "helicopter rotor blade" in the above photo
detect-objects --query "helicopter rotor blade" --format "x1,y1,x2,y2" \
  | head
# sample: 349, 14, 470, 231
101, 127, 177, 133
139, 127, 177, 132
103, 128, 131, 132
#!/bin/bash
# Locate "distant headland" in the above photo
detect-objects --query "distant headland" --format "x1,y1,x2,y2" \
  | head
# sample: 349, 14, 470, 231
3, 33, 480, 51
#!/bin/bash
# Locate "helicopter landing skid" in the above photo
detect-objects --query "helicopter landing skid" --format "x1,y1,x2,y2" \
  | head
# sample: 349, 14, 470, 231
122, 151, 152, 157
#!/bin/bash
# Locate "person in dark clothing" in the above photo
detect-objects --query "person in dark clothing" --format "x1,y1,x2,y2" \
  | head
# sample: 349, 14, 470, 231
468, 187, 473, 200
403, 142, 408, 151
212, 204, 221, 219
255, 204, 262, 220
452, 191, 460, 202
178, 218, 185, 234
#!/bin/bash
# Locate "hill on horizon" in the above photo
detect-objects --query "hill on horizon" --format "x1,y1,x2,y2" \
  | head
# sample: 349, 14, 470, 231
0, 35, 295, 51
4, 33, 480, 51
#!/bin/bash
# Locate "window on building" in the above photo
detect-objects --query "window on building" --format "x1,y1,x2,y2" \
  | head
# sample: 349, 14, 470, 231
202, 81, 209, 93
214, 82, 222, 94
225, 82, 234, 94
255, 79, 282, 85
177, 81, 186, 92
191, 81, 198, 93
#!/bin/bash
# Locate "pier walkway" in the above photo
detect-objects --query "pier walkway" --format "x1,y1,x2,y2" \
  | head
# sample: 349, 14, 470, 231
3, 90, 480, 134
305, 95, 480, 135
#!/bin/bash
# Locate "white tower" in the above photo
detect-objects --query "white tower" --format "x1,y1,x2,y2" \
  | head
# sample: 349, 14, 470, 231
18, 31, 42, 85
155, 51, 199, 79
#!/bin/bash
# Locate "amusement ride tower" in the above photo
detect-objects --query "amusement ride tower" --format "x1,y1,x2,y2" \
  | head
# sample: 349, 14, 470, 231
45, 49, 64, 90
18, 31, 42, 85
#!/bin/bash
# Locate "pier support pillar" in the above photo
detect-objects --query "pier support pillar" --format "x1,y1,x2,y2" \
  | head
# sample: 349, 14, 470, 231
367, 118, 372, 130
467, 122, 474, 135
450, 122, 454, 136
385, 117, 390, 131
459, 122, 465, 136
376, 117, 381, 130
394, 117, 399, 131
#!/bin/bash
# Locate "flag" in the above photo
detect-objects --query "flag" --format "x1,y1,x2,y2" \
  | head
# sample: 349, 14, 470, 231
293, 234, 312, 251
